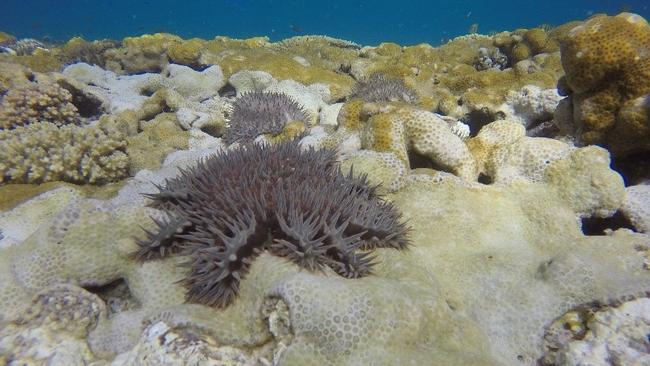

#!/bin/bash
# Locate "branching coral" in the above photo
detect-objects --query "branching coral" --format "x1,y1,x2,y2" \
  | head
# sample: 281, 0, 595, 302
134, 139, 410, 308
0, 82, 80, 129
223, 91, 310, 145
0, 122, 129, 184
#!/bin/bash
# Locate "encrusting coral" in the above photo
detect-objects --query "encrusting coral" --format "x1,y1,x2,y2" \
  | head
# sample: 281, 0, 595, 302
0, 122, 129, 184
0, 82, 80, 129
134, 139, 410, 307
223, 91, 311, 145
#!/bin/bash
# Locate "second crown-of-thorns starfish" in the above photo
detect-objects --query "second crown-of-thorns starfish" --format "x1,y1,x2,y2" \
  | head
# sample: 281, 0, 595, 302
133, 139, 411, 308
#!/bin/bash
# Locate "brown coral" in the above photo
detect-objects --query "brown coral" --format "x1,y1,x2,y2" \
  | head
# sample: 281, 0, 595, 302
559, 13, 650, 155
0, 82, 80, 129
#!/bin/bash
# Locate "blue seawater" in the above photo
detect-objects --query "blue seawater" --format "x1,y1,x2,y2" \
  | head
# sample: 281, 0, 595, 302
1, 0, 649, 45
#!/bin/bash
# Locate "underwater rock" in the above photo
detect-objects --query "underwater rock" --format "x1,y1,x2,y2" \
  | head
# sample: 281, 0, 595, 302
542, 297, 650, 365
499, 84, 562, 130
620, 184, 650, 233
0, 284, 103, 365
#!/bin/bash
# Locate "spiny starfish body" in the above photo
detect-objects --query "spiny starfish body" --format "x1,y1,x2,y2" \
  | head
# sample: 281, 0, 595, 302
134, 139, 410, 307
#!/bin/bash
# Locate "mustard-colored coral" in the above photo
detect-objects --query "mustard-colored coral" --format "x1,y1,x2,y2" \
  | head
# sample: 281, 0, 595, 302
104, 33, 183, 74
560, 13, 650, 154
57, 37, 120, 67
202, 45, 354, 100
467, 119, 526, 175
0, 32, 14, 46
126, 113, 190, 174
493, 28, 559, 64
0, 122, 129, 184
336, 98, 366, 130
167, 38, 206, 66
0, 82, 80, 129
361, 104, 478, 181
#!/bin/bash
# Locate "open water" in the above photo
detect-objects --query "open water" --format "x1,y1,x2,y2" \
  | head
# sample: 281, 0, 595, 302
1, 0, 649, 45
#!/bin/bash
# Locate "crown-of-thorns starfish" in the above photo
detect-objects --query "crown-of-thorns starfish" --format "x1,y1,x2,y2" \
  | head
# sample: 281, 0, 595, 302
134, 139, 410, 307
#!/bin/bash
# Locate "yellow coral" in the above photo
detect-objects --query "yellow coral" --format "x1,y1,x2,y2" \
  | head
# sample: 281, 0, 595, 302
361, 104, 477, 180
524, 28, 559, 54
167, 38, 206, 66
560, 12, 650, 154
336, 98, 366, 130
0, 31, 15, 46
126, 113, 189, 174
0, 82, 79, 129
104, 33, 183, 73
467, 120, 526, 175
561, 13, 650, 93
0, 122, 129, 184
264, 120, 306, 143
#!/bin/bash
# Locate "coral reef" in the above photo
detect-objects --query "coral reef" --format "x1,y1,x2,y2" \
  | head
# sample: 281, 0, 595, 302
0, 12, 648, 366
0, 122, 129, 184
0, 38, 46, 56
136, 139, 409, 307
558, 13, 650, 156
104, 33, 183, 74
223, 91, 310, 144
493, 27, 560, 65
348, 102, 477, 181
0, 82, 80, 129
474, 46, 508, 71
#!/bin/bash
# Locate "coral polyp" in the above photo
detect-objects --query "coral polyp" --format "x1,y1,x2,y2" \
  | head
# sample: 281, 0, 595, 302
135, 139, 410, 307
223, 91, 310, 145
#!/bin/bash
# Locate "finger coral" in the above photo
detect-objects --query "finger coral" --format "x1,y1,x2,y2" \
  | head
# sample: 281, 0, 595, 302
0, 122, 129, 184
223, 91, 310, 145
134, 139, 410, 308
0, 82, 80, 129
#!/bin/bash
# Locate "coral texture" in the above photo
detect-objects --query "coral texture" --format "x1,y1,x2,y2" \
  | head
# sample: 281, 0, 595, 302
359, 104, 478, 181
0, 122, 129, 184
620, 184, 650, 233
542, 297, 650, 365
0, 284, 103, 365
223, 91, 310, 144
559, 12, 650, 155
493, 27, 559, 65
0, 82, 80, 129
135, 139, 409, 307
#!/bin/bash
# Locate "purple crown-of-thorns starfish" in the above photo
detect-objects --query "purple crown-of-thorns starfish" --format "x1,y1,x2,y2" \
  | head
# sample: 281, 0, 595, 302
133, 139, 410, 308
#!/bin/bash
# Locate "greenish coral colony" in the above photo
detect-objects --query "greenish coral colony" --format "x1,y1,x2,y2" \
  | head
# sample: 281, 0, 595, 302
0, 11, 650, 366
